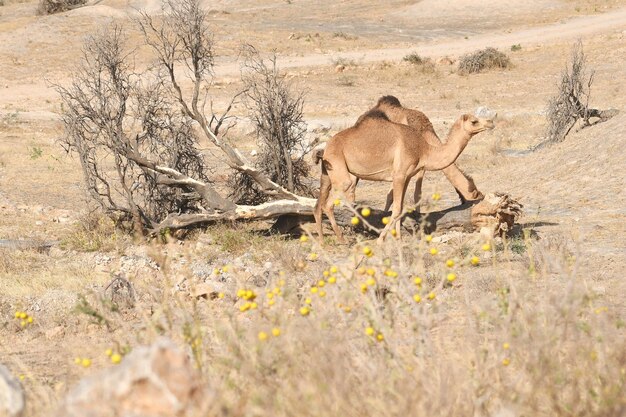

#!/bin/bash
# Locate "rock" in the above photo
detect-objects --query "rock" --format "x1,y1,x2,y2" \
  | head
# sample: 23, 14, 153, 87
250, 149, 258, 157
435, 56, 455, 65
474, 106, 497, 120
335, 64, 345, 73
57, 339, 211, 417
0, 363, 25, 417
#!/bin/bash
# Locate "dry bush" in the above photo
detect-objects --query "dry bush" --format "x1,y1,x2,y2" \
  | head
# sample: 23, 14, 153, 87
37, 0, 86, 14
458, 47, 511, 74
229, 45, 312, 205
403, 52, 436, 74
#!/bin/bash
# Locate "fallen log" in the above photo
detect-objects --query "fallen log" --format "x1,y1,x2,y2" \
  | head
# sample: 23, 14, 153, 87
272, 192, 523, 237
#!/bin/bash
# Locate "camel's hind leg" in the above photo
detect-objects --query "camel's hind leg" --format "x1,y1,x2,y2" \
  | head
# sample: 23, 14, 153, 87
318, 159, 353, 243
314, 166, 332, 241
442, 164, 483, 204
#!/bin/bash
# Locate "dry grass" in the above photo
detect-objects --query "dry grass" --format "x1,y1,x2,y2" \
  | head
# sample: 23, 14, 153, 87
37, 0, 86, 15
458, 47, 512, 74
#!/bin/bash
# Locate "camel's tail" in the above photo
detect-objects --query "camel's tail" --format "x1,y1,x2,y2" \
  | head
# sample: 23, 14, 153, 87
313, 148, 325, 165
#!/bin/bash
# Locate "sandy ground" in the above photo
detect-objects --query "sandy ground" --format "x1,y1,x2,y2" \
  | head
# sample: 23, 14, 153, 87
1, 0, 626, 414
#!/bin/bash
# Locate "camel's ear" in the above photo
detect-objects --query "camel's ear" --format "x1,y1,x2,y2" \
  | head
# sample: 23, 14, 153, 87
462, 114, 470, 121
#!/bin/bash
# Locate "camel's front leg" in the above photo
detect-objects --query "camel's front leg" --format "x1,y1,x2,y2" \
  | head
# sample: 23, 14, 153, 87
412, 170, 424, 208
441, 164, 483, 203
378, 175, 408, 244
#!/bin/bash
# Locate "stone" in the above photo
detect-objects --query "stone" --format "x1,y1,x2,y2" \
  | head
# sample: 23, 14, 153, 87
57, 339, 211, 417
435, 56, 455, 65
0, 363, 25, 417
474, 106, 497, 120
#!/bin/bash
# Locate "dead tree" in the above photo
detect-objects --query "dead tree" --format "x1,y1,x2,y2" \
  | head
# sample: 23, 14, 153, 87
230, 45, 313, 205
58, 0, 315, 235
543, 41, 618, 146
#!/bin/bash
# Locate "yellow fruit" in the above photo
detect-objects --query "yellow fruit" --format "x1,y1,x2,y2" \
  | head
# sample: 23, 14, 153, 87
376, 333, 384, 342
445, 259, 455, 267
334, 199, 341, 206
217, 292, 225, 299
363, 246, 372, 257
319, 290, 326, 297
299, 235, 308, 243
471, 256, 480, 266
361, 207, 371, 217
503, 342, 510, 350
27, 317, 33, 324
360, 284, 368, 293
317, 280, 325, 287
305, 298, 312, 305
482, 243, 491, 251
413, 294, 422, 303
366, 278, 376, 286
105, 348, 113, 357
272, 328, 281, 337
250, 302, 258, 310
111, 353, 122, 364
502, 358, 511, 366
310, 287, 318, 294
432, 193, 441, 201
382, 217, 390, 225
14, 311, 20, 319
425, 234, 433, 242
429, 248, 438, 255
366, 268, 375, 276
413, 277, 422, 286
323, 270, 329, 277
390, 229, 397, 237
81, 358, 91, 368
447, 273, 457, 282
19, 312, 27, 319
328, 276, 336, 284
258, 331, 268, 342
428, 292, 436, 300
365, 327, 375, 336
330, 265, 338, 274
299, 306, 310, 316
351, 216, 360, 226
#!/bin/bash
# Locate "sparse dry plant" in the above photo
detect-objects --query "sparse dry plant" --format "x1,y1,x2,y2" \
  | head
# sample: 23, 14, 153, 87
458, 47, 511, 74
403, 52, 436, 74
544, 40, 618, 144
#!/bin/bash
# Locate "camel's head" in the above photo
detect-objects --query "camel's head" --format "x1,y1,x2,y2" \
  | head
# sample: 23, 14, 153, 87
461, 114, 495, 135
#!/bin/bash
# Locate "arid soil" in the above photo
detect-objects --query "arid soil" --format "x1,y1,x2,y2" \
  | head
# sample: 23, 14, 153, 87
1, 0, 626, 415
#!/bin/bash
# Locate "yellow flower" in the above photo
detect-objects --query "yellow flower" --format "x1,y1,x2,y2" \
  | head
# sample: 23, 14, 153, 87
19, 312, 27, 319
413, 277, 422, 286
447, 273, 457, 282
305, 297, 312, 305
357, 266, 366, 275
239, 303, 251, 312
382, 217, 390, 225
351, 216, 360, 226
425, 234, 433, 243
222, 265, 231, 273
236, 289, 246, 298
334, 199, 341, 206
366, 268, 375, 276
319, 290, 327, 297
503, 342, 510, 350
323, 270, 329, 277
268, 299, 276, 306
299, 235, 309, 243
250, 302, 258, 310
273, 287, 281, 295
361, 207, 371, 217
299, 306, 310, 316
19, 375, 25, 381
482, 243, 491, 251
317, 280, 326, 287
390, 229, 397, 237
432, 193, 441, 201
218, 292, 225, 299
105, 348, 113, 357
245, 290, 256, 300
309, 252, 318, 261
363, 246, 373, 257
376, 333, 384, 342
470, 256, 480, 266
413, 294, 422, 303
14, 311, 20, 319
81, 358, 91, 368
384, 269, 398, 277
267, 292, 274, 299
258, 331, 268, 342
20, 321, 27, 327
502, 358, 511, 366
366, 278, 376, 286
360, 284, 368, 294
328, 276, 337, 284
330, 265, 338, 274
427, 292, 436, 300
213, 268, 220, 275
445, 259, 455, 267
27, 316, 33, 324
272, 328, 281, 337
111, 353, 122, 364
74, 357, 81, 365
278, 279, 286, 287
365, 327, 375, 336
310, 286, 318, 294
429, 248, 438, 255
343, 306, 352, 313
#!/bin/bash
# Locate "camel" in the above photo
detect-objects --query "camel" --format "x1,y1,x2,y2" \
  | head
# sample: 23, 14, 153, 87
314, 110, 494, 243
357, 96, 485, 211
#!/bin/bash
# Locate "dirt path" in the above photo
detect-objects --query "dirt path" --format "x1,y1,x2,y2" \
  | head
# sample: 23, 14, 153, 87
214, 6, 626, 76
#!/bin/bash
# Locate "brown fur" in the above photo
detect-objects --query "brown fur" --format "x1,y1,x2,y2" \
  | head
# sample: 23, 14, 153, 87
314, 113, 494, 243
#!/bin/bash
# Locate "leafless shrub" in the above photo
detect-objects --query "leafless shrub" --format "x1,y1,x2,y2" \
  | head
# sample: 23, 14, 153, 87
57, 0, 316, 235
37, 0, 86, 14
458, 47, 511, 74
229, 45, 312, 205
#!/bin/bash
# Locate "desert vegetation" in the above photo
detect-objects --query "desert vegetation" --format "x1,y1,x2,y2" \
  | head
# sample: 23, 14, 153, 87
1, 1, 625, 417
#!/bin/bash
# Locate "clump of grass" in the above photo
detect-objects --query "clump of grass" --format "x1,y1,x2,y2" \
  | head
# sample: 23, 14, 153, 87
331, 57, 359, 67
37, 0, 86, 15
332, 32, 357, 40
511, 44, 522, 51
458, 47, 511, 74
403, 52, 437, 74
61, 212, 128, 252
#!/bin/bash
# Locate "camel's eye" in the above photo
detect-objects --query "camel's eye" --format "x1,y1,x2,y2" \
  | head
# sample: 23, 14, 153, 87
471, 120, 478, 125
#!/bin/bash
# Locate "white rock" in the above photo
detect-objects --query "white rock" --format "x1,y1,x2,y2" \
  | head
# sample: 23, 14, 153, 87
474, 106, 497, 120
0, 363, 25, 417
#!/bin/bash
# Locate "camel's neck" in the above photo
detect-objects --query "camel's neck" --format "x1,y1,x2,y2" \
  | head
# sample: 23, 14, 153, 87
422, 121, 471, 171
